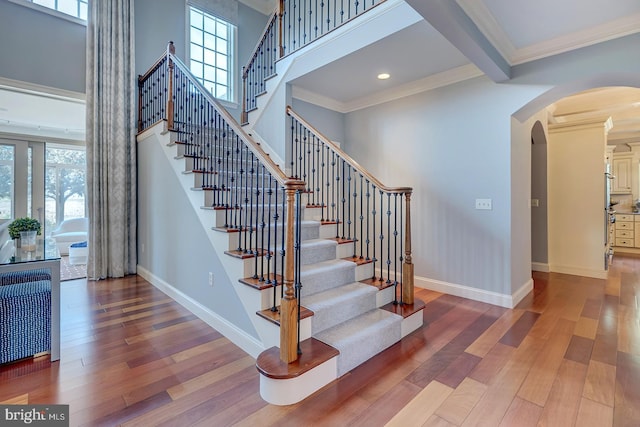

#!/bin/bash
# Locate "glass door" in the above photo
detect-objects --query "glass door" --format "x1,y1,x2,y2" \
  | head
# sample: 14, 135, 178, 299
0, 138, 45, 228
45, 144, 86, 231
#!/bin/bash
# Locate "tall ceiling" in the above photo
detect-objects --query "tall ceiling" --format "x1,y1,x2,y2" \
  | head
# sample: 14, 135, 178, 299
1, 0, 639, 142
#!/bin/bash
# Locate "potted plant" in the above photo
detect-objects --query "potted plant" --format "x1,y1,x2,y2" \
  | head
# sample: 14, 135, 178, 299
8, 218, 42, 249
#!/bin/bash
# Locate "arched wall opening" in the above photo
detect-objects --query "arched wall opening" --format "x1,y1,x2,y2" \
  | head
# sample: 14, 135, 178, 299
512, 73, 640, 289
530, 121, 548, 269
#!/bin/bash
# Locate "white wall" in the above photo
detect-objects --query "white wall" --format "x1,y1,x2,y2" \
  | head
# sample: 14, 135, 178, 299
547, 120, 608, 278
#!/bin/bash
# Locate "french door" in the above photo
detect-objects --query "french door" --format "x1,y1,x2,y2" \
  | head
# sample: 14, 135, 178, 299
0, 138, 86, 235
0, 138, 45, 229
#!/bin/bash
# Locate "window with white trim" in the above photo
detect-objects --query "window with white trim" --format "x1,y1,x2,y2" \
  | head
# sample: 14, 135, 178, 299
29, 0, 88, 20
188, 6, 235, 102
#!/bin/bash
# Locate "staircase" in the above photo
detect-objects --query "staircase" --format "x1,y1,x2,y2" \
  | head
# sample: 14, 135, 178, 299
137, 1, 423, 406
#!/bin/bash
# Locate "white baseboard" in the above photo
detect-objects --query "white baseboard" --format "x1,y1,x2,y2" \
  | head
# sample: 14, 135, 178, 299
531, 262, 550, 272
548, 264, 608, 280
414, 275, 533, 309
136, 265, 265, 358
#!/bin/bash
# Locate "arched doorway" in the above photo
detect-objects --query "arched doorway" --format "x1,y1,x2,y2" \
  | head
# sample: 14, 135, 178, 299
530, 121, 548, 271
513, 75, 640, 280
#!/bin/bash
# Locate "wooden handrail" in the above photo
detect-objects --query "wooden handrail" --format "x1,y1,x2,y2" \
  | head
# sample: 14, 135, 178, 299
242, 11, 279, 80
169, 50, 297, 188
286, 106, 412, 195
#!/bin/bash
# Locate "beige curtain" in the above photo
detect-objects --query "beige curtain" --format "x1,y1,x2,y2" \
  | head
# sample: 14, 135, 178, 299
85, 0, 137, 279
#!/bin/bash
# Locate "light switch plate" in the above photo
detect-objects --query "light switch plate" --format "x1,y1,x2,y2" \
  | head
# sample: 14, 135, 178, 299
475, 198, 492, 210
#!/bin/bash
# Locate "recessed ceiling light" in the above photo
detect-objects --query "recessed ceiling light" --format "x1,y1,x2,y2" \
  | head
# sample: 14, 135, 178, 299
377, 73, 390, 80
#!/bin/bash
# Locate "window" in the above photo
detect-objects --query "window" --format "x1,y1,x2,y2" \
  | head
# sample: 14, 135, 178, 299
189, 6, 235, 102
0, 145, 15, 221
45, 145, 86, 231
30, 0, 87, 20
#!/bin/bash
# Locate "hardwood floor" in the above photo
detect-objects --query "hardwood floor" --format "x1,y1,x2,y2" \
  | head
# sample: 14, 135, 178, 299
2, 255, 640, 426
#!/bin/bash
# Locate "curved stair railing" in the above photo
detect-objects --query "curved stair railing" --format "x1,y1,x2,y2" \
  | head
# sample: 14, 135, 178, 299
287, 106, 414, 304
242, 0, 386, 124
138, 42, 305, 364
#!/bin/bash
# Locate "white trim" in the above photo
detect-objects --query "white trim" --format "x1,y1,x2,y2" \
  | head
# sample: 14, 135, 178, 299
456, 0, 515, 64
292, 64, 483, 113
531, 262, 550, 272
457, 0, 640, 66
510, 13, 640, 65
7, 0, 86, 26
414, 274, 533, 309
136, 265, 265, 359
259, 357, 338, 405
0, 76, 86, 102
548, 264, 608, 280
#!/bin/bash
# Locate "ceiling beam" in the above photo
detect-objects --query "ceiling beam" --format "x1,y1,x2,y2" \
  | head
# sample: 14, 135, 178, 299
405, 0, 511, 82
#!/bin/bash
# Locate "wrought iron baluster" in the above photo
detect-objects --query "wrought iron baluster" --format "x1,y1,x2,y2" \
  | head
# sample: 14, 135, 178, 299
386, 192, 391, 284
359, 174, 364, 258
379, 189, 384, 281
259, 164, 266, 282
393, 193, 398, 295
366, 180, 371, 261
341, 159, 346, 239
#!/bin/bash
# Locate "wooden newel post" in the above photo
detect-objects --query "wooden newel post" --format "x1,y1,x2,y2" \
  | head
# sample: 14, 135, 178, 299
137, 77, 143, 132
280, 183, 300, 363
241, 66, 248, 124
402, 191, 414, 305
166, 41, 175, 130
278, 0, 285, 58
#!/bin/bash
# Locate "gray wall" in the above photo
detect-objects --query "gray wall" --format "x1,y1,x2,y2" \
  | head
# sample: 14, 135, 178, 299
0, 1, 86, 93
291, 98, 346, 144
531, 121, 548, 265
135, 0, 270, 121
137, 132, 258, 338
343, 32, 640, 300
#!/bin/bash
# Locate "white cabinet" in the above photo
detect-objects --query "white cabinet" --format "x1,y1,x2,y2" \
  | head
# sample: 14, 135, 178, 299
612, 156, 632, 193
615, 214, 634, 247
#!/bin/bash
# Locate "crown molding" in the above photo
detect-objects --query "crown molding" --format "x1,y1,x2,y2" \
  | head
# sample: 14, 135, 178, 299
457, 1, 640, 66
0, 76, 85, 102
456, 0, 515, 63
510, 13, 640, 65
293, 64, 483, 113
548, 116, 613, 134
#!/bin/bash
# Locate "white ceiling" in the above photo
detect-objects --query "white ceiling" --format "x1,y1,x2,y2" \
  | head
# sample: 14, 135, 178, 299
2, 0, 640, 142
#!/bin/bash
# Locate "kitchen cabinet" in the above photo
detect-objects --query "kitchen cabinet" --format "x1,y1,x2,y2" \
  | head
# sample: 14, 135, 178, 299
635, 216, 640, 248
615, 214, 634, 247
612, 156, 632, 193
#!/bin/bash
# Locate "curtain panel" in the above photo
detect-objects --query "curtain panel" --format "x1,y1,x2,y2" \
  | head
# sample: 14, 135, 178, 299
86, 0, 137, 279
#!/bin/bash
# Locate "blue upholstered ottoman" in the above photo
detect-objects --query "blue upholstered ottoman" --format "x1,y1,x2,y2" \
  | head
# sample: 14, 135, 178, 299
0, 271, 52, 364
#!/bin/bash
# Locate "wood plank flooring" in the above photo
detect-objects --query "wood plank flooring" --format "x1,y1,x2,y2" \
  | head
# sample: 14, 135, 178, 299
2, 255, 640, 426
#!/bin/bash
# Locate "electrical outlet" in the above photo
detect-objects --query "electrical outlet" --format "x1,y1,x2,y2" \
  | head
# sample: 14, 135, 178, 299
209, 272, 214, 286
531, 199, 539, 207
475, 198, 492, 210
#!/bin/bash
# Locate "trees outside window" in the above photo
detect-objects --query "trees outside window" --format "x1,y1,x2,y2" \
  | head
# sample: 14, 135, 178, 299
45, 146, 86, 230
0, 145, 14, 220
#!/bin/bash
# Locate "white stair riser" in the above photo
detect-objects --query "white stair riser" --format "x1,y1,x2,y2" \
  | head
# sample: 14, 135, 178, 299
259, 316, 313, 349
376, 286, 396, 308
